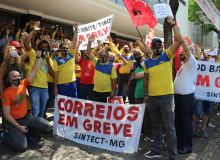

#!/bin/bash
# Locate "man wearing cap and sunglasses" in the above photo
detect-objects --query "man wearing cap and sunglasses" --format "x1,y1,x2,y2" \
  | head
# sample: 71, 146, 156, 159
143, 15, 183, 160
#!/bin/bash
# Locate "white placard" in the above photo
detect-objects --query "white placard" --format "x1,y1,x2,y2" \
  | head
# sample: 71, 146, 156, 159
153, 3, 174, 19
76, 14, 114, 50
53, 94, 145, 153
195, 61, 220, 102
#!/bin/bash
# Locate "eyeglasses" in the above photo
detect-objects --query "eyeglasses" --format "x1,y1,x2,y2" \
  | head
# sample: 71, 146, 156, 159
62, 47, 68, 50
152, 43, 162, 47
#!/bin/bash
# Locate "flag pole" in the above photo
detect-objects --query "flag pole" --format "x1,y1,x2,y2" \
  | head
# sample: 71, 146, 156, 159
135, 26, 144, 42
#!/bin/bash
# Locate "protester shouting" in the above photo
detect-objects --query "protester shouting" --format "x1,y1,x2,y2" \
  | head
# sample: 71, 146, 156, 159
143, 15, 183, 160
87, 34, 117, 102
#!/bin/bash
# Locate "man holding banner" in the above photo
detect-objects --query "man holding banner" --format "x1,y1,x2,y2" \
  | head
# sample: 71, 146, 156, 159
143, 15, 182, 159
87, 34, 117, 102
53, 24, 78, 98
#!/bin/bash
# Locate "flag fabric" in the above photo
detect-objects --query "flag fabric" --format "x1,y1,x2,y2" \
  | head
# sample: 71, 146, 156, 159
174, 19, 181, 74
123, 0, 157, 27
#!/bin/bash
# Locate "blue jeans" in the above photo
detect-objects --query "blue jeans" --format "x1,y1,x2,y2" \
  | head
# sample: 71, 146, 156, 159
194, 100, 215, 115
28, 86, 49, 117
45, 82, 54, 114
148, 94, 177, 159
79, 83, 94, 100
76, 78, 80, 98
57, 81, 77, 98
174, 93, 194, 151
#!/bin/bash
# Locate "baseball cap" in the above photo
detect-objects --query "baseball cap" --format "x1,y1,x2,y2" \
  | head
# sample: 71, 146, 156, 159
151, 38, 162, 45
51, 48, 59, 52
10, 41, 21, 48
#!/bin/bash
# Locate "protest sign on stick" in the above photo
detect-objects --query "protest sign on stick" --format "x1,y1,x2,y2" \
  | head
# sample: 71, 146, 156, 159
76, 14, 114, 50
153, 3, 174, 19
53, 94, 145, 153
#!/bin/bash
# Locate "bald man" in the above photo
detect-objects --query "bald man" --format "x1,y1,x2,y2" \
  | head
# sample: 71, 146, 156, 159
0, 51, 49, 151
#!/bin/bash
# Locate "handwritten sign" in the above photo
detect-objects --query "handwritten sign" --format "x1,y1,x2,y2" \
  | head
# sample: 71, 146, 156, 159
153, 3, 174, 19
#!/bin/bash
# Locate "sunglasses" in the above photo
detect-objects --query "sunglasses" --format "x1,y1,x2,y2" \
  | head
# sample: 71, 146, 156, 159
152, 43, 162, 47
62, 47, 68, 50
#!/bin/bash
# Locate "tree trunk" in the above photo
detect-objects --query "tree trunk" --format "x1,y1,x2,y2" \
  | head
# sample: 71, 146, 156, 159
163, 0, 179, 79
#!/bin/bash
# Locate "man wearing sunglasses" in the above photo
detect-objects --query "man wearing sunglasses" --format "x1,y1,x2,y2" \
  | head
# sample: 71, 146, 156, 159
53, 23, 78, 98
143, 15, 183, 160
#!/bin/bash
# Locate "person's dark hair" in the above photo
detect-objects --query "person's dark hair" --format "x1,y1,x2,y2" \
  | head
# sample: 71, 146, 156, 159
81, 50, 86, 58
37, 40, 49, 50
136, 56, 143, 68
60, 43, 68, 50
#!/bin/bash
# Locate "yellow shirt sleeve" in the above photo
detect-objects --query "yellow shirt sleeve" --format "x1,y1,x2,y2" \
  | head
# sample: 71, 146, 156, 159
165, 47, 175, 60
109, 40, 119, 54
52, 31, 56, 40
92, 48, 96, 54
53, 59, 59, 72
144, 63, 148, 73
69, 48, 76, 57
15, 30, 21, 42
91, 56, 98, 67
119, 48, 124, 53
111, 66, 117, 79
215, 59, 220, 63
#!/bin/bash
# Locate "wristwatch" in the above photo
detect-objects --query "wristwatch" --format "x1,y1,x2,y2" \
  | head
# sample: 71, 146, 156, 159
36, 56, 41, 58
171, 23, 176, 27
145, 95, 148, 97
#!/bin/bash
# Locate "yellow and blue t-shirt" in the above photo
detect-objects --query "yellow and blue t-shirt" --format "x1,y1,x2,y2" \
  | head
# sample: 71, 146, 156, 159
109, 40, 143, 74
91, 56, 117, 92
144, 47, 175, 96
53, 48, 76, 84
27, 49, 52, 88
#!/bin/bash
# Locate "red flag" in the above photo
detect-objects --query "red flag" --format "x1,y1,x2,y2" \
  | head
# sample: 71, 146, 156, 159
123, 0, 158, 27
174, 19, 181, 74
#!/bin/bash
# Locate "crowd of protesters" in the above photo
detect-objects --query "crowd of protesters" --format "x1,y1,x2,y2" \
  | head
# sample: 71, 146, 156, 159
0, 16, 219, 160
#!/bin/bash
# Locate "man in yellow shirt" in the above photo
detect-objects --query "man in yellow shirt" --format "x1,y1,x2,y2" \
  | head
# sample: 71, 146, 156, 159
53, 24, 78, 98
143, 16, 183, 159
24, 21, 54, 118
87, 35, 117, 102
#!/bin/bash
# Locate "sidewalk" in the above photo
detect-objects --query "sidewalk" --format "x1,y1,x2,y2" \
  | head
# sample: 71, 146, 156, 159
1, 104, 220, 160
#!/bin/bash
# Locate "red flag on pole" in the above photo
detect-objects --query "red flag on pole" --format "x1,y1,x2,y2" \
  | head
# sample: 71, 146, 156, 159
174, 19, 181, 74
123, 0, 158, 27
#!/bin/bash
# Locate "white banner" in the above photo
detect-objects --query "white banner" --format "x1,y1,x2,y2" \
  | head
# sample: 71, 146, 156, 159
77, 14, 114, 50
153, 3, 174, 19
53, 94, 145, 153
195, 61, 220, 102
195, 0, 220, 30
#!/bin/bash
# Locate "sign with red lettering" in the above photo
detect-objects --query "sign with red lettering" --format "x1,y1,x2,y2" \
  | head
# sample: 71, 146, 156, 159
107, 96, 124, 104
195, 61, 220, 102
77, 14, 114, 50
53, 94, 145, 153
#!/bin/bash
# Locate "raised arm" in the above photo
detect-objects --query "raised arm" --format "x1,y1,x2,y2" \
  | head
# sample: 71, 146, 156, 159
5, 28, 10, 49
168, 15, 183, 55
199, 43, 207, 61
24, 22, 30, 32
194, 44, 201, 60
24, 21, 41, 51
180, 37, 191, 62
75, 40, 82, 62
27, 50, 41, 82
87, 34, 96, 60
108, 35, 119, 54
71, 23, 78, 48
116, 53, 128, 67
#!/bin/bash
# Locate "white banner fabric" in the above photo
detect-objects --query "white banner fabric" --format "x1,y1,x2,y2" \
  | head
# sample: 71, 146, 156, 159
53, 94, 145, 153
76, 14, 114, 50
195, 61, 220, 102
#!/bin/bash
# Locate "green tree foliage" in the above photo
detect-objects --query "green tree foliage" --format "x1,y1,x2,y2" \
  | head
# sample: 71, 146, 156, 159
188, 0, 219, 34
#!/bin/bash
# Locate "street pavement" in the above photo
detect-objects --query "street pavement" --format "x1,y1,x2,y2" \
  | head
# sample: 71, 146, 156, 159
1, 102, 220, 160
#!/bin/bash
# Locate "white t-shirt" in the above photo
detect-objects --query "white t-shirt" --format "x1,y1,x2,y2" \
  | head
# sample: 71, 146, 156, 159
174, 54, 197, 94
